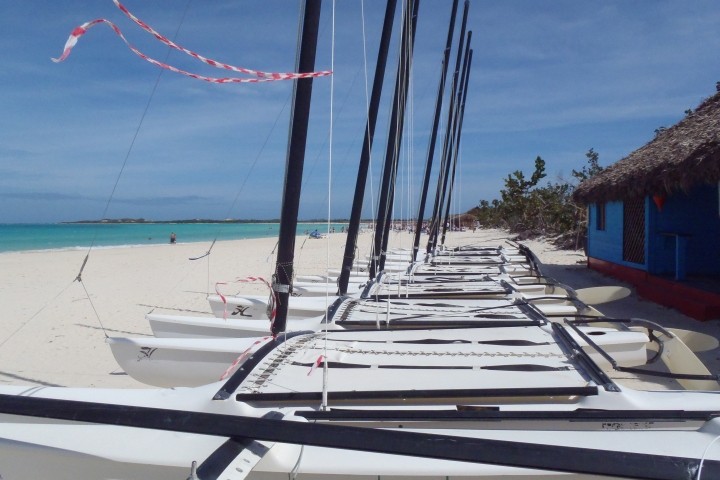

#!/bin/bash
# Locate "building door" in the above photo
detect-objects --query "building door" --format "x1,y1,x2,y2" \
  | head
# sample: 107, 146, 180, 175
623, 197, 645, 264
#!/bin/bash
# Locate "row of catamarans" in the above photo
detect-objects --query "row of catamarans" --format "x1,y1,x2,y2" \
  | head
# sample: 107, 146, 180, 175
1, 242, 720, 479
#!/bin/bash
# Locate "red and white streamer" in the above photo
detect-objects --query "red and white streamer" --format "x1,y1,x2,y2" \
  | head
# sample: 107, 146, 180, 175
53, 0, 332, 84
307, 355, 325, 376
215, 276, 277, 330
219, 336, 270, 381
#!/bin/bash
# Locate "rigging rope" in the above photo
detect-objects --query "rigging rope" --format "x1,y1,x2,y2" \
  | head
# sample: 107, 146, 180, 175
0, 279, 76, 349
53, 1, 332, 84
69, 0, 194, 338
360, 0, 376, 272
697, 433, 720, 479
187, 91, 292, 265
320, 0, 337, 413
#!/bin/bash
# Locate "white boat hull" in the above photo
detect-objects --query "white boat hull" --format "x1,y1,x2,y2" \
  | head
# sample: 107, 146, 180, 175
113, 324, 649, 389
148, 312, 324, 339
107, 337, 268, 387
1, 389, 720, 479
208, 294, 339, 319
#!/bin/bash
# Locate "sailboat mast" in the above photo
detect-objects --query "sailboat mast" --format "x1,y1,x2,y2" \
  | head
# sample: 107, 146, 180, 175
378, 0, 421, 273
441, 46, 473, 245
272, 0, 323, 336
411, 0, 460, 263
434, 34, 471, 249
337, 0, 398, 296
426, 3, 469, 253
369, 0, 420, 278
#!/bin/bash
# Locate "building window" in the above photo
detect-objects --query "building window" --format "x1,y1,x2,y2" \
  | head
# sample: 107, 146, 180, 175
596, 203, 606, 231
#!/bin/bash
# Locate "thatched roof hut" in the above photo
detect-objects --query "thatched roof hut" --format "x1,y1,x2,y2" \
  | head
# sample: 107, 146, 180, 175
451, 213, 477, 228
574, 91, 720, 204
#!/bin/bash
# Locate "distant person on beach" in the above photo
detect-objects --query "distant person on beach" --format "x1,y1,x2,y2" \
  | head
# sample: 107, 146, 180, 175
170, 232, 176, 244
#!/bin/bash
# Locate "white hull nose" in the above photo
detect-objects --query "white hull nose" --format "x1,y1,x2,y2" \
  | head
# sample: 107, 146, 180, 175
107, 336, 266, 388
208, 294, 338, 319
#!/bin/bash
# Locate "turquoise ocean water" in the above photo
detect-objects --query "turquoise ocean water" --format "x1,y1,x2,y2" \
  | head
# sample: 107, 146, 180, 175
0, 223, 348, 253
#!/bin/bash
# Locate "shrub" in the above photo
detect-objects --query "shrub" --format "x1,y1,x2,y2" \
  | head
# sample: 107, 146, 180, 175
470, 149, 603, 249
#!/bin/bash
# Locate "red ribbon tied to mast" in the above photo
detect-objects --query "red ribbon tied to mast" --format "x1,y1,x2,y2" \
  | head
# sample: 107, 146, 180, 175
52, 0, 332, 84
214, 276, 278, 336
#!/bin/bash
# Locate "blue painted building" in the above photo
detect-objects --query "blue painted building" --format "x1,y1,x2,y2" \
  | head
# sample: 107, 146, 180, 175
586, 186, 720, 278
575, 92, 720, 320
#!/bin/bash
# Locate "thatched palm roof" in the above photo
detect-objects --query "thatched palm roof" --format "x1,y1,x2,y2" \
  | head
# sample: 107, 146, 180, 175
451, 213, 477, 227
574, 91, 720, 204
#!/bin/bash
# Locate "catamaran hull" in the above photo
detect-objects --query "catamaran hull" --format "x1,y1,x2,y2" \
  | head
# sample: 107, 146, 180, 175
0, 433, 192, 480
1, 411, 720, 479
208, 294, 339, 319
208, 294, 271, 320
148, 313, 323, 339
111, 325, 649, 388
106, 337, 265, 388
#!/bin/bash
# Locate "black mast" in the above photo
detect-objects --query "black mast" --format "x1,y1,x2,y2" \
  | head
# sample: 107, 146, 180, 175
272, 0, 322, 336
337, 0, 398, 296
437, 33, 472, 247
410, 0, 460, 263
426, 3, 469, 253
441, 46, 473, 245
369, 0, 420, 278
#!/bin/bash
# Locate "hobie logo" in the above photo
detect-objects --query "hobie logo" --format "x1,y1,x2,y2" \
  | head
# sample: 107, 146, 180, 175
231, 305, 251, 317
137, 347, 157, 361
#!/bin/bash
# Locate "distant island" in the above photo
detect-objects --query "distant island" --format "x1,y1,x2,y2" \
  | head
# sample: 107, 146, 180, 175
64, 218, 352, 224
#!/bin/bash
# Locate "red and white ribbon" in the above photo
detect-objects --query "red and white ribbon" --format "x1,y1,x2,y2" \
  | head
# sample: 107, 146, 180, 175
215, 276, 277, 332
219, 336, 270, 381
53, 0, 332, 84
307, 355, 325, 376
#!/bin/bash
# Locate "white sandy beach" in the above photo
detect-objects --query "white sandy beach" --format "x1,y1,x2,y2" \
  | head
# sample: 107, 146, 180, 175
1, 228, 718, 389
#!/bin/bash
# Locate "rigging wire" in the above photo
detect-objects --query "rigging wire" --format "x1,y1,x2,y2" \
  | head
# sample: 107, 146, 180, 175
374, 0, 404, 277
368, 1, 404, 276
60, 0, 192, 339
300, 62, 363, 211
358, 0, 375, 270
697, 433, 720, 479
321, 0, 337, 413
457, 143, 463, 228
386, 0, 414, 272
402, 48, 415, 282
0, 279, 75, 349
188, 91, 292, 263
406, 37, 415, 249
390, 4, 412, 292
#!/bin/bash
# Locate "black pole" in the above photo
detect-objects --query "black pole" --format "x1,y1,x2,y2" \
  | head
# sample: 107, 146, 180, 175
426, 69, 459, 253
370, 0, 412, 279
431, 30, 471, 252
436, 32, 471, 248
426, 2, 468, 253
411, 0, 460, 263
438, 33, 472, 245
377, 0, 420, 274
337, 0, 398, 296
369, 0, 419, 278
441, 47, 473, 245
272, 0, 322, 336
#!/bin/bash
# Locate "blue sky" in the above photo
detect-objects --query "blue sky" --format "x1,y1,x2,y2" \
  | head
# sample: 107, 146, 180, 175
2, 1, 720, 223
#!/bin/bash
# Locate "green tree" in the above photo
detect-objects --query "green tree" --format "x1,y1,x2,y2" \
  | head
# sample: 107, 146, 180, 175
571, 148, 603, 183
471, 149, 604, 249
496, 156, 546, 231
